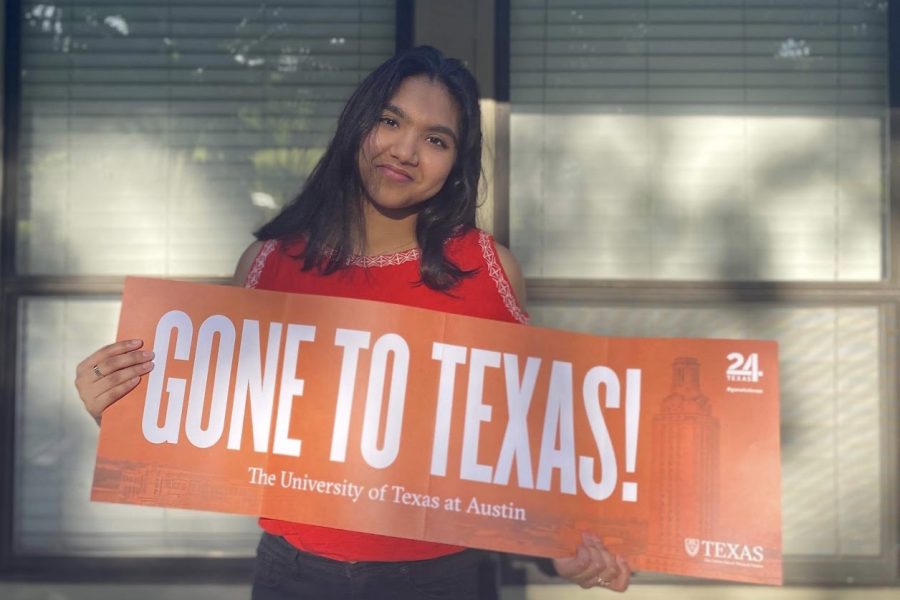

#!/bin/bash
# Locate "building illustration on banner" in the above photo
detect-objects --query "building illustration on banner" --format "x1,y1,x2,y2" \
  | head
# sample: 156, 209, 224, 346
647, 357, 720, 573
93, 458, 259, 513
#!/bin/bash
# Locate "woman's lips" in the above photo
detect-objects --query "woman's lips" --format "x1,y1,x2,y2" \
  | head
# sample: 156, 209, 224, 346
377, 164, 413, 182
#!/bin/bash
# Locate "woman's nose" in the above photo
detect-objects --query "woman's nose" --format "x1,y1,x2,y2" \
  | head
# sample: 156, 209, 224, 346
389, 130, 418, 164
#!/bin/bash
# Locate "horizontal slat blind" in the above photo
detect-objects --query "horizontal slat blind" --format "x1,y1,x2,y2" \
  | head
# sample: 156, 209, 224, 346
509, 0, 887, 281
15, 298, 260, 556
18, 0, 395, 276
511, 0, 885, 110
12, 1, 395, 558
528, 301, 883, 557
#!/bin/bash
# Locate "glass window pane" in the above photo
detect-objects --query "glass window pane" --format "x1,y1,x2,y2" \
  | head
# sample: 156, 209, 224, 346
510, 0, 887, 281
17, 1, 396, 277
528, 302, 885, 558
15, 297, 258, 556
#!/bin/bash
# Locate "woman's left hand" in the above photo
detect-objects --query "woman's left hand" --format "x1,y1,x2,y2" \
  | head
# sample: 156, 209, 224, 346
552, 533, 631, 592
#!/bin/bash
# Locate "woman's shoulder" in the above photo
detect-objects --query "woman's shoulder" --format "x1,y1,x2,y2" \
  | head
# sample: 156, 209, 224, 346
231, 238, 287, 287
491, 241, 527, 309
449, 227, 528, 314
232, 240, 267, 286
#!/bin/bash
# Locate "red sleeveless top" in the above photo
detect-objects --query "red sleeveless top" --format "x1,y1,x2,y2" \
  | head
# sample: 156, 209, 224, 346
245, 227, 527, 562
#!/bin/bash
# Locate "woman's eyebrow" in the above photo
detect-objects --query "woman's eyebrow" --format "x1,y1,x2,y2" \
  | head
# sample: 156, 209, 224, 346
384, 103, 459, 145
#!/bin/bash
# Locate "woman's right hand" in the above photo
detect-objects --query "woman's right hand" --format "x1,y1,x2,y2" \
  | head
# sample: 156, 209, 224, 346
74, 339, 154, 424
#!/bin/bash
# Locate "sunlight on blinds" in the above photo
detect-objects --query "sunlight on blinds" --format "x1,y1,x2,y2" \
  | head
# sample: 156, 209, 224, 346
529, 302, 883, 557
15, 297, 261, 555
510, 0, 887, 281
18, 1, 396, 276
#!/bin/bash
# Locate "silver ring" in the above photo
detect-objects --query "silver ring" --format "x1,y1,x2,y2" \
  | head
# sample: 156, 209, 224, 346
91, 364, 104, 379
597, 576, 611, 587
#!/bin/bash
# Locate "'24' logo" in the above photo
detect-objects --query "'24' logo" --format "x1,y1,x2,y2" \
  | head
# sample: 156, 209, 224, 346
726, 352, 763, 383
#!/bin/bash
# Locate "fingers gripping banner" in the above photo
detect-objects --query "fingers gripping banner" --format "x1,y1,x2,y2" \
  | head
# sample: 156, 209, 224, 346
92, 277, 782, 584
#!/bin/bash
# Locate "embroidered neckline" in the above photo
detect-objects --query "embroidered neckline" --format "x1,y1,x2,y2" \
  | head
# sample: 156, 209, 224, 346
345, 247, 422, 268
248, 232, 528, 325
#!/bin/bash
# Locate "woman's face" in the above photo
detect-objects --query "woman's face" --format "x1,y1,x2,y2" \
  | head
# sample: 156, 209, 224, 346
357, 75, 461, 218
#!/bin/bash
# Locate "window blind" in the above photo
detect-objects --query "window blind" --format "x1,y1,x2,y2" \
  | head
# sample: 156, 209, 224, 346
13, 0, 396, 557
18, 0, 395, 276
509, 0, 895, 585
528, 301, 884, 563
509, 0, 887, 281
16, 297, 264, 556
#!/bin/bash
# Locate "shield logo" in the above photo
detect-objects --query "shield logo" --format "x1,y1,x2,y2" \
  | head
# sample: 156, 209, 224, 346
684, 538, 700, 557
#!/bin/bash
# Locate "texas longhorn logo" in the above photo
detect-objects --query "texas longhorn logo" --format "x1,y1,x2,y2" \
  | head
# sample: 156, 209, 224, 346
684, 537, 700, 557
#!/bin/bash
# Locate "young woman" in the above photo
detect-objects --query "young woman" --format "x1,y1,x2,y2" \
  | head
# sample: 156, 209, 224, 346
75, 46, 631, 599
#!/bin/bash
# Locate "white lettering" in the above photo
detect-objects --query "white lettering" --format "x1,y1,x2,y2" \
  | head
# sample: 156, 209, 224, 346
329, 329, 372, 462
272, 324, 316, 456
429, 343, 467, 476
227, 321, 283, 452
579, 366, 619, 500
493, 354, 539, 488
185, 315, 236, 448
142, 310, 193, 444
361, 333, 409, 469
460, 349, 501, 483
536, 361, 576, 494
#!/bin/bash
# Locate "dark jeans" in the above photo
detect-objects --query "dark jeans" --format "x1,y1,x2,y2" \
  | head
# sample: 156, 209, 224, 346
251, 532, 493, 600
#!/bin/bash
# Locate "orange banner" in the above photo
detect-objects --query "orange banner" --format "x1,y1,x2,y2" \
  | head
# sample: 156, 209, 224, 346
92, 277, 782, 584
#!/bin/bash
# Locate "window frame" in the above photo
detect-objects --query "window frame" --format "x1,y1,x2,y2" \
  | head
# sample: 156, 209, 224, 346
0, 0, 896, 586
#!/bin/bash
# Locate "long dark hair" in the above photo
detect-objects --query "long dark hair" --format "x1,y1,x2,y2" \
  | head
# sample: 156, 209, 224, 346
255, 46, 482, 290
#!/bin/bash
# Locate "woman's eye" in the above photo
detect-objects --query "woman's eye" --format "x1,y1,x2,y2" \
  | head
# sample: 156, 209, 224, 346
380, 117, 398, 127
427, 136, 447, 149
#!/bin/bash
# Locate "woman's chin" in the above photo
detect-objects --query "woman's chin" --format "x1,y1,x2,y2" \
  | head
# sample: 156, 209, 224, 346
365, 197, 428, 221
